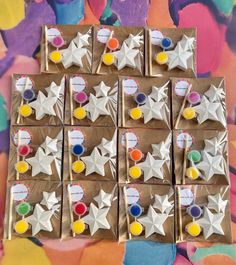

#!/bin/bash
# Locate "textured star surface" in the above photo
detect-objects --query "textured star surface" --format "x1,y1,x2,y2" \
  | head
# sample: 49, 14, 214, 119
40, 191, 59, 210
207, 193, 227, 213
153, 194, 173, 214
93, 81, 111, 97
94, 189, 112, 209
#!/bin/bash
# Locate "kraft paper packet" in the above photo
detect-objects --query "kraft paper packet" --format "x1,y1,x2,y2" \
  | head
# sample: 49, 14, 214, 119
11, 73, 65, 126
175, 185, 232, 243
93, 25, 145, 76
118, 128, 172, 185
145, 28, 196, 78
118, 76, 171, 129
41, 24, 93, 73
8, 126, 63, 181
64, 126, 117, 181
173, 129, 229, 185
119, 184, 175, 242
62, 180, 118, 240
172, 77, 226, 130
65, 73, 118, 127
4, 180, 62, 239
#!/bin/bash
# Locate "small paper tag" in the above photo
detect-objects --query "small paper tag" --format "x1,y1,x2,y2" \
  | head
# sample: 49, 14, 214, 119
175, 80, 190, 97
126, 187, 140, 204
71, 75, 87, 92
122, 79, 139, 95
15, 76, 33, 93
176, 132, 193, 149
47, 27, 61, 43
179, 188, 194, 206
11, 184, 29, 201
13, 129, 32, 146
150, 29, 163, 45
68, 184, 84, 202
121, 132, 138, 149
97, 27, 111, 43
68, 129, 85, 146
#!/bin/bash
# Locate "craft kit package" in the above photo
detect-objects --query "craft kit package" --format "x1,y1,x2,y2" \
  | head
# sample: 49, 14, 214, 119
65, 74, 118, 127
175, 185, 232, 243
146, 28, 196, 78
172, 77, 227, 130
118, 128, 172, 185
8, 126, 63, 181
63, 126, 117, 181
11, 74, 65, 126
118, 76, 171, 129
4, 181, 62, 239
41, 25, 93, 73
93, 25, 145, 76
62, 180, 118, 240
119, 184, 175, 242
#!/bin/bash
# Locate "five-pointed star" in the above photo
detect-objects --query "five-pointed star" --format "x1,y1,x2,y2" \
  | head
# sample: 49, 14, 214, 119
81, 147, 109, 176
204, 135, 225, 156
196, 151, 225, 181
151, 140, 170, 160
207, 193, 228, 213
196, 207, 224, 239
166, 44, 193, 70
204, 84, 225, 102
137, 152, 164, 181
45, 81, 63, 98
94, 189, 112, 209
113, 42, 139, 70
84, 94, 109, 122
179, 35, 195, 51
81, 203, 110, 235
73, 32, 90, 48
149, 82, 169, 102
41, 136, 58, 155
26, 147, 54, 177
153, 194, 173, 214
93, 81, 111, 97
138, 205, 168, 238
25, 204, 53, 236
97, 134, 116, 157
29, 91, 57, 120
125, 34, 143, 48
61, 41, 87, 69
140, 96, 165, 123
40, 191, 59, 210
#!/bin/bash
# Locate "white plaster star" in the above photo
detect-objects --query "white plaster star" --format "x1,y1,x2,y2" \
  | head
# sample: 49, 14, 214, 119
138, 205, 168, 238
179, 35, 195, 51
93, 81, 111, 97
29, 91, 57, 120
149, 82, 169, 102
81, 147, 109, 176
113, 42, 139, 70
207, 194, 228, 213
40, 191, 59, 210
94, 190, 112, 209
151, 139, 170, 161
81, 203, 110, 235
41, 136, 58, 155
196, 207, 224, 239
26, 147, 54, 177
45, 81, 63, 98
73, 32, 90, 48
25, 204, 53, 236
137, 152, 164, 181
204, 84, 225, 102
97, 132, 116, 157
204, 133, 226, 156
125, 34, 143, 49
153, 194, 173, 214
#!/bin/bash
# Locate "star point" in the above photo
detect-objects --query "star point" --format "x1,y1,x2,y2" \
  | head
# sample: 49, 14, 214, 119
153, 194, 173, 214
207, 193, 227, 213
94, 190, 112, 209
93, 81, 111, 97
40, 191, 59, 210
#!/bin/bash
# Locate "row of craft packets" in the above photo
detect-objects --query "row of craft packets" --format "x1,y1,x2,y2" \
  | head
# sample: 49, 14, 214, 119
8, 126, 229, 185
12, 74, 227, 130
40, 25, 196, 77
4, 181, 232, 243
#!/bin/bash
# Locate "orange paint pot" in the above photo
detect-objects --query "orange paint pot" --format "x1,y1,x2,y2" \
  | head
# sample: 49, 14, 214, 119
107, 37, 119, 50
130, 148, 143, 162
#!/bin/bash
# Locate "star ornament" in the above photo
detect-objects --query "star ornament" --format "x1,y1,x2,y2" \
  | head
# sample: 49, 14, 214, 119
26, 204, 53, 236
97, 134, 116, 157
204, 84, 225, 102
196, 207, 224, 239
137, 152, 164, 181
73, 32, 90, 48
125, 34, 143, 49
113, 42, 139, 70
207, 193, 227, 213
41, 136, 58, 155
40, 191, 59, 210
45, 81, 63, 98
26, 147, 54, 177
204, 135, 225, 156
151, 140, 170, 161
29, 91, 57, 120
153, 194, 173, 214
149, 82, 169, 102
81, 203, 110, 235
81, 147, 109, 176
93, 81, 111, 97
94, 190, 112, 209
138, 205, 168, 238
179, 35, 195, 51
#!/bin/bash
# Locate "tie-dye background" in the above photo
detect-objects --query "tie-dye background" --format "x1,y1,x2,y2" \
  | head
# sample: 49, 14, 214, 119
0, 1, 236, 264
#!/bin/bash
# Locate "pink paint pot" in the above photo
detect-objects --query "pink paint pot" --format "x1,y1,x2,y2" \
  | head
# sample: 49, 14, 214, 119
17, 144, 32, 157
74, 91, 88, 104
52, 35, 64, 48
187, 91, 201, 105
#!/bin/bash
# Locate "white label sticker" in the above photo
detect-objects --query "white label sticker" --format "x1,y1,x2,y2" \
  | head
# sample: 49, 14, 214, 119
15, 77, 33, 93
179, 188, 194, 206
11, 184, 28, 201
68, 129, 85, 146
13, 129, 31, 146
122, 79, 138, 95
151, 29, 163, 45
176, 132, 193, 149
175, 81, 190, 97
47, 27, 61, 43
125, 187, 140, 204
68, 184, 84, 202
97, 28, 111, 43
121, 132, 138, 148
71, 76, 86, 92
